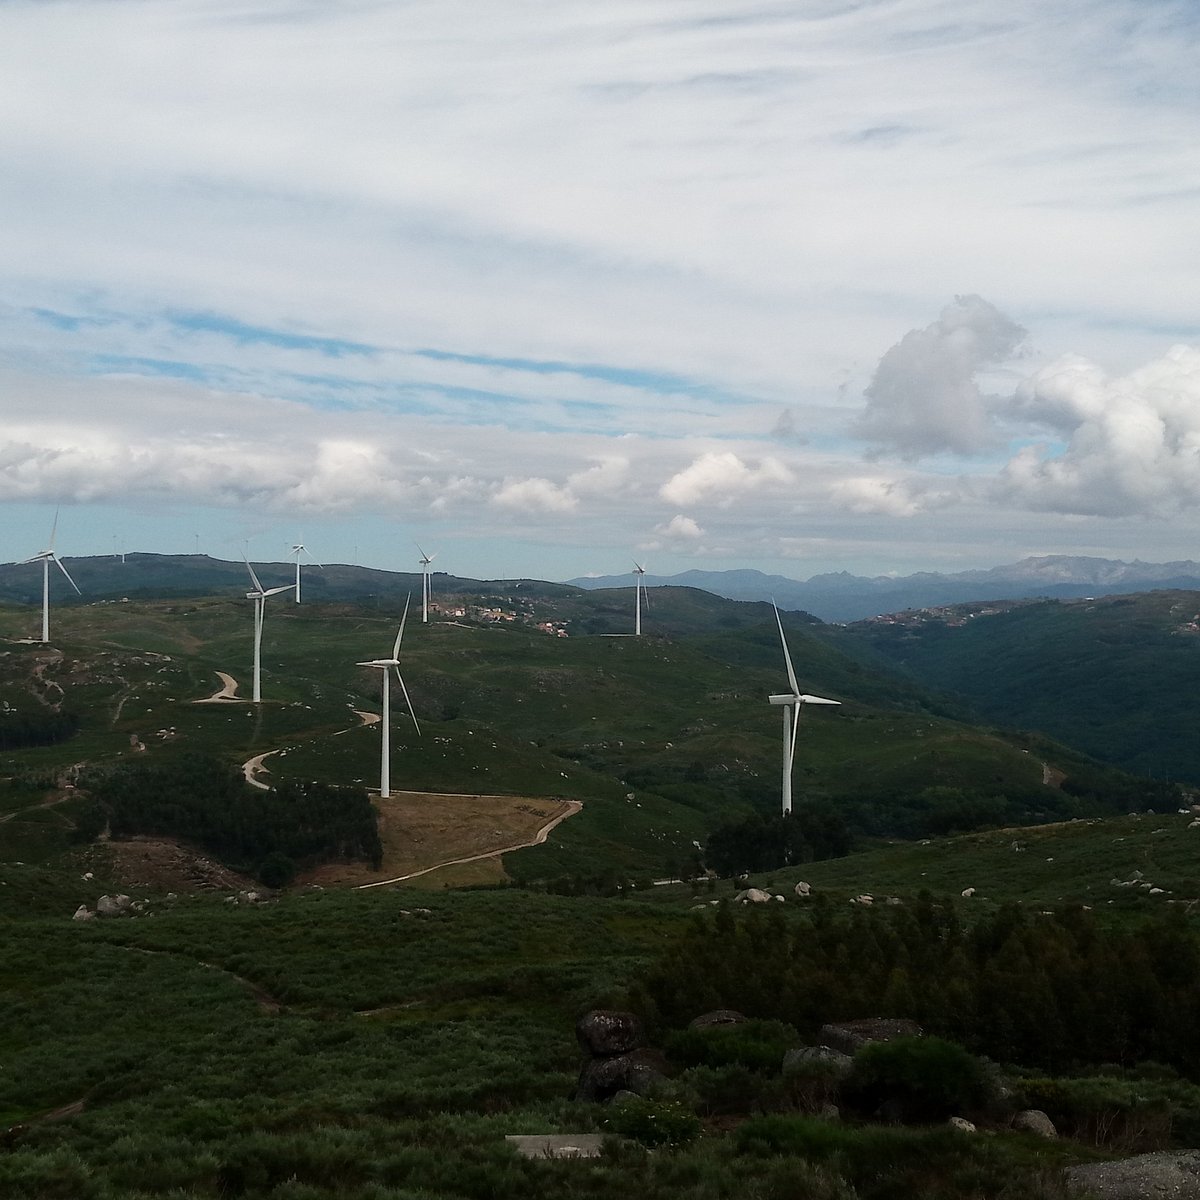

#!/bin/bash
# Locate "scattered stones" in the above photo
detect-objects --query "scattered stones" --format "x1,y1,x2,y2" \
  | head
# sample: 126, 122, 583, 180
819, 1018, 923, 1056
1011, 1109, 1056, 1138
852, 894, 874, 905
1066, 1150, 1200, 1199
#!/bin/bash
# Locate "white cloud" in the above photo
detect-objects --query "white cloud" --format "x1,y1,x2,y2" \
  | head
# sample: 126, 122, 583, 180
492, 477, 578, 513
659, 452, 793, 507
853, 295, 1026, 458
994, 345, 1200, 517
655, 514, 704, 539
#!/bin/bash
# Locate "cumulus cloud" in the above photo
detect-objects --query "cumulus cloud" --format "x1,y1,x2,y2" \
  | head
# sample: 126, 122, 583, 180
994, 345, 1200, 517
492, 476, 578, 513
853, 295, 1026, 458
659, 452, 793, 507
655, 514, 704, 539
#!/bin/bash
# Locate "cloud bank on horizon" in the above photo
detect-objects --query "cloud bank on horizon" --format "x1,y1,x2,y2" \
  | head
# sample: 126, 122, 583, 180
1, 0, 1199, 577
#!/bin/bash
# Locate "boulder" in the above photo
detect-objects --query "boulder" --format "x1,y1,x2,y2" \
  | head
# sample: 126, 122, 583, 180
794, 881, 812, 897
1066, 1151, 1200, 1199
576, 1009, 645, 1057
96, 894, 132, 918
575, 1047, 669, 1103
1011, 1108, 1056, 1138
819, 1018, 923, 1055
688, 1009, 747, 1031
948, 1116, 976, 1133
960, 887, 976, 898
72, 905, 94, 921
783, 1045, 854, 1080
734, 888, 772, 904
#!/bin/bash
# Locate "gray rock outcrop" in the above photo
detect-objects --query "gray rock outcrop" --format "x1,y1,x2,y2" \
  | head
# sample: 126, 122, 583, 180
819, 1018, 923, 1055
576, 1010, 644, 1057
783, 1045, 854, 1079
575, 1047, 669, 1103
1011, 1108, 1056, 1138
1066, 1150, 1200, 1199
688, 1009, 746, 1031
96, 894, 133, 918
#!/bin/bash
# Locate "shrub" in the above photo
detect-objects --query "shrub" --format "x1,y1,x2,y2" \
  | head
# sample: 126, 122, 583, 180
845, 1037, 989, 1122
604, 1097, 701, 1148
259, 852, 298, 889
665, 1019, 800, 1074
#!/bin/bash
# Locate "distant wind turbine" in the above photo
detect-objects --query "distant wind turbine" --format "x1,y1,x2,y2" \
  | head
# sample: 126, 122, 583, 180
356, 597, 421, 797
633, 561, 648, 636
769, 603, 840, 815
245, 561, 291, 703
417, 544, 436, 624
290, 542, 322, 603
21, 511, 80, 644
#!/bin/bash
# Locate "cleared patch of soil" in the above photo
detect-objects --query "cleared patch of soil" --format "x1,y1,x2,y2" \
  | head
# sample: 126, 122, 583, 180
301, 792, 571, 888
94, 837, 259, 894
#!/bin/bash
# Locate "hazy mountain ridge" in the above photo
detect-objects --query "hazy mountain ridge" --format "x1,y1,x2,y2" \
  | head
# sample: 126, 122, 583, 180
570, 556, 1200, 621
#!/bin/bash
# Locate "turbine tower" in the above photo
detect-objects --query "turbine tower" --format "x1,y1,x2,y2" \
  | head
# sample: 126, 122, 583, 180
769, 603, 840, 815
416, 544, 436, 624
290, 542, 322, 603
245, 561, 291, 703
356, 597, 421, 797
21, 511, 81, 644
633, 561, 647, 636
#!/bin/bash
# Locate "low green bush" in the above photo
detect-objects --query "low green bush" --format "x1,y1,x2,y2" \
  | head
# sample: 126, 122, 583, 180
664, 1018, 800, 1074
604, 1096, 701, 1148
845, 1037, 989, 1122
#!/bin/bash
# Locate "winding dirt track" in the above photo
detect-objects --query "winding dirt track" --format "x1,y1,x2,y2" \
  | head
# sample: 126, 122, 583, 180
356, 799, 582, 890
194, 671, 242, 703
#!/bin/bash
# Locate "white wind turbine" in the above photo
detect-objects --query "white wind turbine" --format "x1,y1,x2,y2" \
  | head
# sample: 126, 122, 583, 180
416, 544, 436, 623
21, 511, 81, 644
290, 542, 322, 603
633, 561, 648, 636
356, 597, 421, 797
245, 561, 291, 703
769, 603, 840, 815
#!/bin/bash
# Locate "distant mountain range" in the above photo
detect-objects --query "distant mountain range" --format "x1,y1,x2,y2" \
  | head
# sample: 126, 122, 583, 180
569, 556, 1200, 622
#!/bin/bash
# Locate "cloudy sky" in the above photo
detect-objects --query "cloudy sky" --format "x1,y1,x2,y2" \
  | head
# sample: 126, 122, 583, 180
3, 0, 1199, 582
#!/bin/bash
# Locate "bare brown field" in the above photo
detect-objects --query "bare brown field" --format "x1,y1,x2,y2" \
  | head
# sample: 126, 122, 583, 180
301, 792, 578, 889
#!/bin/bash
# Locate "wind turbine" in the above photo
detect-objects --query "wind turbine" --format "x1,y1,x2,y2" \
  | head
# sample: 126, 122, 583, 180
769, 603, 840, 815
21, 512, 80, 644
633, 561, 648, 636
245, 561, 291, 703
416, 544, 436, 624
290, 542, 322, 603
356, 597, 421, 797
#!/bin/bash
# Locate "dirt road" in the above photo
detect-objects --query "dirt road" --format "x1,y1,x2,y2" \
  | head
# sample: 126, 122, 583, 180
194, 671, 242, 703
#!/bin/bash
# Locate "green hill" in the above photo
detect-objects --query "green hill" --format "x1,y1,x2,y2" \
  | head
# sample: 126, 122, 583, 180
834, 592, 1200, 784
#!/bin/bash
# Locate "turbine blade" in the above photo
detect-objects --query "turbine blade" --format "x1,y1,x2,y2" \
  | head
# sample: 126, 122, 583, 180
415, 542, 428, 560
264, 585, 292, 597
395, 667, 421, 736
392, 594, 412, 658
55, 555, 82, 595
244, 557, 265, 594
48, 507, 59, 551
799, 694, 841, 706
773, 602, 801, 698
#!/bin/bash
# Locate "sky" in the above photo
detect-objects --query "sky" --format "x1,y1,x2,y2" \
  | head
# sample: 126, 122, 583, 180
2, 0, 1200, 583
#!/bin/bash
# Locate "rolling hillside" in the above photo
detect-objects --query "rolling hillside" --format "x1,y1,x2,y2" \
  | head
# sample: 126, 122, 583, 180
835, 591, 1200, 784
